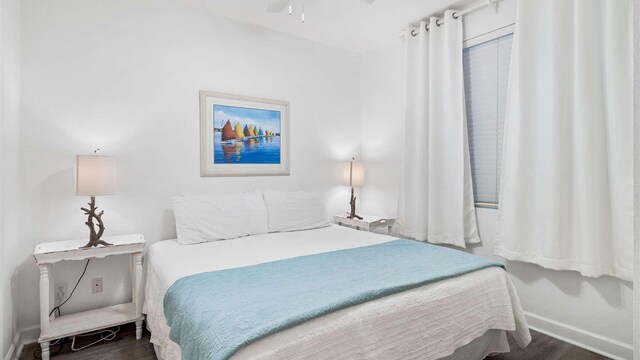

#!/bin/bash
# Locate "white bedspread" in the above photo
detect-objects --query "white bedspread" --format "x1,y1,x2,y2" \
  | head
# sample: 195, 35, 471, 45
144, 225, 530, 360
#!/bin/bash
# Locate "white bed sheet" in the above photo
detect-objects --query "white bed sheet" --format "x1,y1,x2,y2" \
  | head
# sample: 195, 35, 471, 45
144, 225, 530, 360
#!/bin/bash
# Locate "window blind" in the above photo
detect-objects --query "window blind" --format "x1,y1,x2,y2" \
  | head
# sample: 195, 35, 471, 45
463, 33, 513, 205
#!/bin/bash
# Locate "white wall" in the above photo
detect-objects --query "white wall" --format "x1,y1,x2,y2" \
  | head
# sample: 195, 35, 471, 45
18, 0, 361, 331
360, 1, 633, 358
1, 0, 21, 357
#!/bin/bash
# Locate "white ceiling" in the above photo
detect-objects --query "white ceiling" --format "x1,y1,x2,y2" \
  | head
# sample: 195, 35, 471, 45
198, 0, 474, 53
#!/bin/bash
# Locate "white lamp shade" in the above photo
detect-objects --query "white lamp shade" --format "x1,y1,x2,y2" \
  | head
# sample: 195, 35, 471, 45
76, 155, 116, 196
342, 161, 364, 187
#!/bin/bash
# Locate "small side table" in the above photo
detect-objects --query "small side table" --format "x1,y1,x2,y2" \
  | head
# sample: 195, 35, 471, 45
33, 234, 145, 360
334, 214, 396, 234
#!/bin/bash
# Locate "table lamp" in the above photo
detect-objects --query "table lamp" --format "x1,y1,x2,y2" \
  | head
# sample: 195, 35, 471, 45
76, 152, 116, 248
342, 157, 364, 220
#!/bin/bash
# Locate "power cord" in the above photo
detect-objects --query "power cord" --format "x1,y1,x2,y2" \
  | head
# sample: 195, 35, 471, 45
32, 338, 64, 359
49, 259, 91, 317
33, 259, 92, 359
71, 326, 120, 351
32, 327, 120, 359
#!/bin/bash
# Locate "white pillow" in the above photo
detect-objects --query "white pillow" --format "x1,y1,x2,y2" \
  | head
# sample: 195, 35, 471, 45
263, 190, 330, 232
172, 191, 267, 245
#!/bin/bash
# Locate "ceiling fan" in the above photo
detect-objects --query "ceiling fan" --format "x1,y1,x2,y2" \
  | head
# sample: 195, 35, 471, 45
267, 0, 376, 22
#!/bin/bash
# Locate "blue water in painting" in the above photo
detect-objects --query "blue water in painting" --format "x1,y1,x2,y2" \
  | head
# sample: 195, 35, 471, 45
213, 133, 281, 164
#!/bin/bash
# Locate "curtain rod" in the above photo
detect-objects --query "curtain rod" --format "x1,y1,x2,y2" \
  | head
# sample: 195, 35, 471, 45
398, 0, 499, 38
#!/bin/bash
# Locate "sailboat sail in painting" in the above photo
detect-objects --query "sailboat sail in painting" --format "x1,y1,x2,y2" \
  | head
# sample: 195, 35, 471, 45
213, 105, 282, 164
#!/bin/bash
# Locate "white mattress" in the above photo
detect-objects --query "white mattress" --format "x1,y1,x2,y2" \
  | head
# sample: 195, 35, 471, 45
144, 225, 530, 360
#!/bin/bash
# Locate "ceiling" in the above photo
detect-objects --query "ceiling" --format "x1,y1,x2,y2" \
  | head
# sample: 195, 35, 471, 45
198, 0, 474, 53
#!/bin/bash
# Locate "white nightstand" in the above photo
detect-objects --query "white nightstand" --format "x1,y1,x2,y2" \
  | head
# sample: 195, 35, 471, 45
33, 234, 145, 360
334, 214, 396, 234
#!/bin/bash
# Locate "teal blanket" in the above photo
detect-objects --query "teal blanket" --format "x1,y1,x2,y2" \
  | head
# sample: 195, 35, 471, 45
164, 239, 503, 360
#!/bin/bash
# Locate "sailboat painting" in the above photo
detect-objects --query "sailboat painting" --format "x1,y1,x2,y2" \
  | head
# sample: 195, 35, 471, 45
200, 91, 289, 177
214, 105, 281, 164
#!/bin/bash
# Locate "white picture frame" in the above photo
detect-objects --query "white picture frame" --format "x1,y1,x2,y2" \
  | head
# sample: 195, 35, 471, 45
199, 91, 290, 177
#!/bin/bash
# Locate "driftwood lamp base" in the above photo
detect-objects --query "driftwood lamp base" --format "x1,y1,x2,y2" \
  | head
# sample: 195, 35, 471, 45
347, 187, 363, 220
80, 196, 112, 248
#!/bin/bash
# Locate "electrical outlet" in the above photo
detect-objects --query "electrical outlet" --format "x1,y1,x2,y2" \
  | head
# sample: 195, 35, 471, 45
92, 278, 103, 294
55, 282, 67, 305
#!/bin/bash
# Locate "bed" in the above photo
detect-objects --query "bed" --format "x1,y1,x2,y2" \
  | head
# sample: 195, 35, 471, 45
144, 224, 530, 360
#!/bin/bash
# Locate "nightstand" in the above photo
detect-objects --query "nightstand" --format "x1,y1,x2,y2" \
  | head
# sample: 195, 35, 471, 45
33, 234, 145, 360
334, 214, 396, 233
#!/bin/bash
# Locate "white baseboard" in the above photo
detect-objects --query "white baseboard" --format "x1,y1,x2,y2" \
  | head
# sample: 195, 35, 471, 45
3, 325, 39, 360
525, 311, 633, 360
3, 332, 20, 360
20, 325, 40, 347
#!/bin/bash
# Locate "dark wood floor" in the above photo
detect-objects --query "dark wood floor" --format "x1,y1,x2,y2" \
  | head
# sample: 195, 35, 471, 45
20, 324, 610, 360
20, 325, 155, 360
491, 329, 610, 360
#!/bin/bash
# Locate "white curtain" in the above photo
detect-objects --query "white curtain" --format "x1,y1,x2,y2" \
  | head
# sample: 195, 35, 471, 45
496, 0, 633, 281
397, 12, 480, 248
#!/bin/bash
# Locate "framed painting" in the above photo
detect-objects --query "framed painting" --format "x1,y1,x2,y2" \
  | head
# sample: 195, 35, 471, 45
199, 91, 290, 177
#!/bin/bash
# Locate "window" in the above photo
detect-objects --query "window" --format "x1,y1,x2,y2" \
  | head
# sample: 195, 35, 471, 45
463, 33, 513, 206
